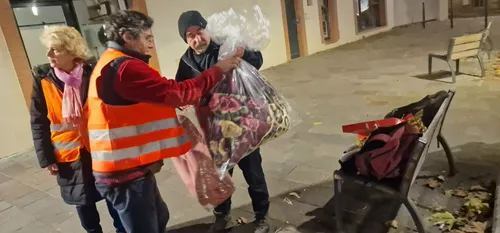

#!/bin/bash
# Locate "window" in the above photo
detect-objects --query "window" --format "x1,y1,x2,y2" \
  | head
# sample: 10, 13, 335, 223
473, 0, 485, 7
354, 0, 387, 32
318, 0, 339, 43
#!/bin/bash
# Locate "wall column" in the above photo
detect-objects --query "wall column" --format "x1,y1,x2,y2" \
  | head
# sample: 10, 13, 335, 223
128, 0, 162, 72
0, 0, 33, 107
438, 0, 449, 21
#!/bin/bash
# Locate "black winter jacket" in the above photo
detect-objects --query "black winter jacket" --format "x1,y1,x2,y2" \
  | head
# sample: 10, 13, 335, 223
175, 41, 263, 82
30, 60, 102, 205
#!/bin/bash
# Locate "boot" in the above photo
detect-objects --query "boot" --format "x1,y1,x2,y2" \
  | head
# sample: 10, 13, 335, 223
208, 214, 231, 233
254, 217, 270, 233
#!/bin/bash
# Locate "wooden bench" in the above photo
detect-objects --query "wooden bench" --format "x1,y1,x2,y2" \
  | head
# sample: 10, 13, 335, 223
428, 33, 485, 83
333, 90, 457, 233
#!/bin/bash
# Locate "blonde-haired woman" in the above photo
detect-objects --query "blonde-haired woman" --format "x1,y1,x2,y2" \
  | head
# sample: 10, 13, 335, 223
30, 25, 124, 233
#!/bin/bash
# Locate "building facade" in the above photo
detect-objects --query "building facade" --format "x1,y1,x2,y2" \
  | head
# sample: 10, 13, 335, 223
450, 0, 500, 18
0, 0, 449, 158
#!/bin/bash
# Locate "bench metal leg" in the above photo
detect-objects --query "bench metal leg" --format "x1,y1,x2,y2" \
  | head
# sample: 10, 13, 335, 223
477, 55, 485, 77
437, 133, 457, 176
485, 36, 493, 60
403, 198, 426, 233
488, 36, 493, 60
447, 61, 456, 83
333, 178, 345, 233
455, 59, 460, 74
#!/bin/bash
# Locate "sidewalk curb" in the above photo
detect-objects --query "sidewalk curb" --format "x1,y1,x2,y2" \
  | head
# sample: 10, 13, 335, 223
492, 172, 500, 233
0, 147, 34, 163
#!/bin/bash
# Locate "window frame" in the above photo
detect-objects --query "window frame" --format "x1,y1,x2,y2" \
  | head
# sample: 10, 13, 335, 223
317, 0, 340, 44
353, 0, 388, 34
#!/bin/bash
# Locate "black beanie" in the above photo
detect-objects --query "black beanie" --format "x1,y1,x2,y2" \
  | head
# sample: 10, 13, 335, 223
178, 10, 207, 42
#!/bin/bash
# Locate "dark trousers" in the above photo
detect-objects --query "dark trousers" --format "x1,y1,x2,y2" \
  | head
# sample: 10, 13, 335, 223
95, 173, 169, 233
76, 199, 125, 233
214, 148, 270, 219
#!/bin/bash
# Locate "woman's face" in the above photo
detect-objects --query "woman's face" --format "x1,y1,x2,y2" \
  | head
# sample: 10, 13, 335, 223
46, 45, 76, 71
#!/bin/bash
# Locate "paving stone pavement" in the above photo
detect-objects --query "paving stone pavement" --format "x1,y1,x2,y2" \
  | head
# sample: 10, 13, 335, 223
2, 17, 500, 232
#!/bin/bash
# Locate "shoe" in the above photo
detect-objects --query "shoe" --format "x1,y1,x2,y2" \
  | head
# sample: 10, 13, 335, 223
254, 218, 270, 233
208, 214, 231, 233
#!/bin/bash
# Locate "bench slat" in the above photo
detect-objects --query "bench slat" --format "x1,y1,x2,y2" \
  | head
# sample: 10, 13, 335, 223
451, 49, 479, 60
452, 41, 481, 53
454, 33, 483, 45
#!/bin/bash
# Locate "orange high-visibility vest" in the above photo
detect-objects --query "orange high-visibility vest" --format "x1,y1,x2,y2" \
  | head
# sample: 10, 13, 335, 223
87, 48, 191, 173
41, 79, 88, 163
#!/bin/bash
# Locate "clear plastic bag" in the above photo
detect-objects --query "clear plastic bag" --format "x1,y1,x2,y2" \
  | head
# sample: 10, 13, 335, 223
171, 112, 235, 210
206, 5, 271, 57
201, 6, 300, 179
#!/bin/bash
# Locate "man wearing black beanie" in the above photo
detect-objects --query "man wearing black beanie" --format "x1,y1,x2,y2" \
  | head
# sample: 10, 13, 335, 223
175, 10, 269, 233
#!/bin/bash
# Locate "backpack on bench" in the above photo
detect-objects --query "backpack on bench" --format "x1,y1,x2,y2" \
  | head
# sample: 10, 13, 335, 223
344, 91, 448, 180
355, 122, 422, 180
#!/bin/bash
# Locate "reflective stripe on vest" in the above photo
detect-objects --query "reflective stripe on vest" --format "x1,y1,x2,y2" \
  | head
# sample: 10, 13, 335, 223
41, 79, 85, 163
50, 123, 76, 132
53, 140, 81, 150
87, 49, 191, 173
88, 118, 179, 141
89, 118, 188, 161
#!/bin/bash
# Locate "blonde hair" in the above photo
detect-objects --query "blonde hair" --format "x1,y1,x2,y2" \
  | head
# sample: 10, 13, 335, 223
40, 25, 91, 60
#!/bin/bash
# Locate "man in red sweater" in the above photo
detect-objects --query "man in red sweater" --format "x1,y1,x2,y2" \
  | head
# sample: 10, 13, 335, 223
90, 10, 240, 233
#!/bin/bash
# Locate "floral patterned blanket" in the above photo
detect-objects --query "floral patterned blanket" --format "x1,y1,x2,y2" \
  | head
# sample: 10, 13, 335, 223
197, 60, 295, 179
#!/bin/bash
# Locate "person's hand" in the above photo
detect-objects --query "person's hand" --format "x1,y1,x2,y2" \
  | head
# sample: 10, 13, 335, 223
235, 47, 245, 58
45, 163, 58, 175
215, 57, 241, 73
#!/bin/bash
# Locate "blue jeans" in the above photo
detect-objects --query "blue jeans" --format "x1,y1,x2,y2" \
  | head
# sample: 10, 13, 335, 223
76, 199, 125, 233
95, 173, 169, 233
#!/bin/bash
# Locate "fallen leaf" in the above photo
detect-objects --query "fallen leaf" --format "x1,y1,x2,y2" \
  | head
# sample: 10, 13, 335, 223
429, 212, 456, 231
437, 175, 446, 182
458, 221, 486, 233
426, 178, 442, 189
289, 192, 301, 199
445, 190, 453, 197
236, 217, 249, 224
385, 220, 398, 229
313, 122, 323, 125
463, 198, 489, 217
470, 185, 487, 192
467, 191, 492, 202
283, 197, 293, 205
453, 188, 469, 198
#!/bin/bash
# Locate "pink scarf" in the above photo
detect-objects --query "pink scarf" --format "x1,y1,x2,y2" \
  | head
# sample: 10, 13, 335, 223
54, 63, 84, 126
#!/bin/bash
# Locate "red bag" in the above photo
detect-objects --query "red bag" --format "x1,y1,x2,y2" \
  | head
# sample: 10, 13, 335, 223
172, 115, 235, 209
354, 122, 421, 180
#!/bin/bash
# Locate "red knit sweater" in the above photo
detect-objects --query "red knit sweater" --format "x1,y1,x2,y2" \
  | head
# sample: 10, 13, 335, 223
114, 59, 223, 106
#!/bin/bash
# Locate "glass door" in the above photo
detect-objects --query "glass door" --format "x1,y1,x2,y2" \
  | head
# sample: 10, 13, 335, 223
12, 5, 68, 69
11, 0, 120, 69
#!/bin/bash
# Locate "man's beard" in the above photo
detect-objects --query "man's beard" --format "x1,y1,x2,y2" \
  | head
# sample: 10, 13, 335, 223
194, 43, 209, 54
